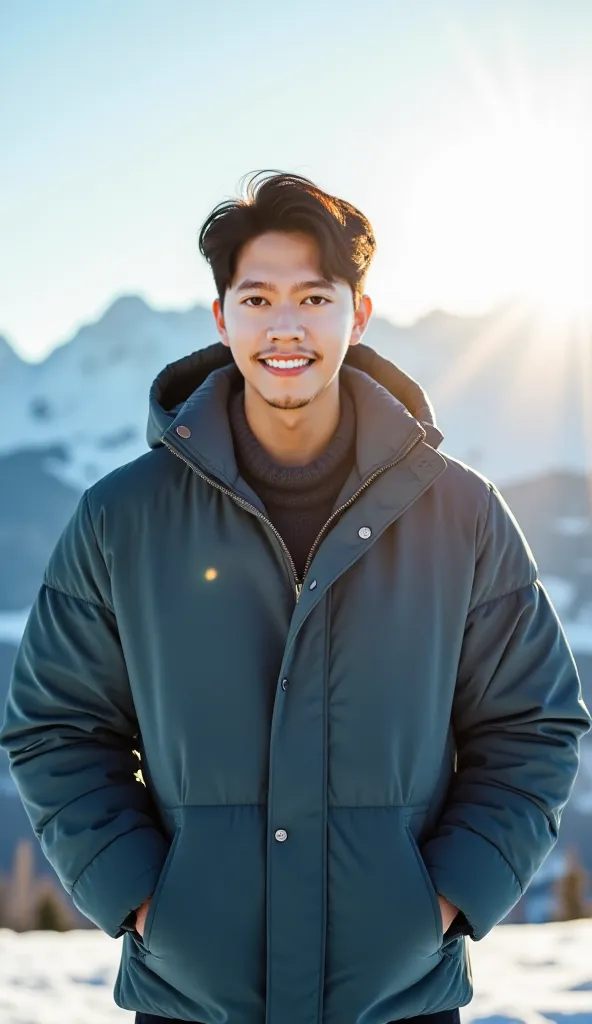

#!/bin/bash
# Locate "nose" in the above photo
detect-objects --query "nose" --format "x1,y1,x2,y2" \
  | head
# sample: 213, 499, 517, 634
267, 313, 305, 343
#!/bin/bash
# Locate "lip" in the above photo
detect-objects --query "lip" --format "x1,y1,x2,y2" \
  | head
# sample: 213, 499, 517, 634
258, 355, 316, 377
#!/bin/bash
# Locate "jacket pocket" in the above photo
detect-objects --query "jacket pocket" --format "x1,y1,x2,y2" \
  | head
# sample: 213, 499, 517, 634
128, 804, 267, 1018
324, 805, 446, 1020
140, 825, 182, 954
404, 821, 444, 952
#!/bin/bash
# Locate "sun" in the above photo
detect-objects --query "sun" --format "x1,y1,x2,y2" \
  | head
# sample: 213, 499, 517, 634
399, 87, 592, 328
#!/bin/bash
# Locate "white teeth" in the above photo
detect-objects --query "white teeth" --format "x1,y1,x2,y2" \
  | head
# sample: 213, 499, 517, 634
263, 358, 311, 369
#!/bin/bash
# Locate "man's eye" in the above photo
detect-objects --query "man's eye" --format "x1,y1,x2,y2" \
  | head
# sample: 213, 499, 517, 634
243, 295, 330, 307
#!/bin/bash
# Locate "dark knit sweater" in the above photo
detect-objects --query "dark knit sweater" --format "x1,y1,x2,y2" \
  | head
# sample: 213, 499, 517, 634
228, 384, 357, 582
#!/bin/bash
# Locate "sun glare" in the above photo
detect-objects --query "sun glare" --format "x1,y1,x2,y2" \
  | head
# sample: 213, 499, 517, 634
511, 126, 592, 324
400, 92, 592, 329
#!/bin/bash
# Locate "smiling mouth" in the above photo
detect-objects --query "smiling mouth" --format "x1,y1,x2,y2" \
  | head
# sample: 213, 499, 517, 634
258, 355, 316, 375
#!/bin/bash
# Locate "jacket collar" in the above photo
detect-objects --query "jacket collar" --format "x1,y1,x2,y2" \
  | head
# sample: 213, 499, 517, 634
149, 341, 444, 491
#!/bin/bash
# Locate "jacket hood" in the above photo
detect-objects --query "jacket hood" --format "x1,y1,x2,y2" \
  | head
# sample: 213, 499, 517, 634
147, 341, 443, 453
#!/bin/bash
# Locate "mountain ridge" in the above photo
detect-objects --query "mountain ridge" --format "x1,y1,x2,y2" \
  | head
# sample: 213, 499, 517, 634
2, 293, 591, 487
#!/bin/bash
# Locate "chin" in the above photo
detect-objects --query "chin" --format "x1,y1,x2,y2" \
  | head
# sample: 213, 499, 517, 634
264, 395, 313, 411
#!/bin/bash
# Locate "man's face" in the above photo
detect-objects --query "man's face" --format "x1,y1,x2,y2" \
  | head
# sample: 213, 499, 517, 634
213, 231, 372, 410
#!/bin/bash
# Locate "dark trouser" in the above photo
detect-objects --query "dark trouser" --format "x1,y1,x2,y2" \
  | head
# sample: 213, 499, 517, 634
135, 1010, 461, 1024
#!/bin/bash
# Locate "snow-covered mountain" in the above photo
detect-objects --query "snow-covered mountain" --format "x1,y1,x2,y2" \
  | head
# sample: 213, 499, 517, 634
1, 294, 591, 489
0, 296, 215, 491
1, 294, 591, 921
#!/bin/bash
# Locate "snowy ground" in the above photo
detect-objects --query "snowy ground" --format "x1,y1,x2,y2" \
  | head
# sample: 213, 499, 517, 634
1, 921, 591, 1024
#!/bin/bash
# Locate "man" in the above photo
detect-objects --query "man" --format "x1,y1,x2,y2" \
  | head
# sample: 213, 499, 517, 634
1, 170, 590, 1024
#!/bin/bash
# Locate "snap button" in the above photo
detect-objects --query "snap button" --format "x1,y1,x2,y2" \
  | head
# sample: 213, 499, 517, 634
281, 678, 289, 691
274, 829, 288, 842
176, 425, 191, 439
358, 526, 372, 539
309, 580, 317, 590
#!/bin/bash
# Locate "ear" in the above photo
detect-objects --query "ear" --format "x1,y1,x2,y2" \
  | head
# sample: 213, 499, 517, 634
349, 294, 373, 347
212, 298, 230, 348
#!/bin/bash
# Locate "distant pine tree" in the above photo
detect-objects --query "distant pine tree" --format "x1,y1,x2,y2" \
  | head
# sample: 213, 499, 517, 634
553, 847, 592, 921
36, 889, 68, 931
9, 838, 35, 930
0, 874, 8, 927
33, 877, 78, 931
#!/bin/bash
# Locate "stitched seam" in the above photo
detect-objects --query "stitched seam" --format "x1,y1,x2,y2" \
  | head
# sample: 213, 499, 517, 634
70, 828, 161, 894
330, 803, 429, 809
475, 482, 493, 560
472, 826, 524, 895
457, 778, 560, 841
37, 774, 137, 838
84, 490, 115, 612
435, 821, 524, 897
42, 579, 108, 612
83, 493, 108, 581
469, 579, 537, 616
318, 589, 331, 1024
166, 802, 268, 809
164, 802, 429, 809
71, 831, 128, 893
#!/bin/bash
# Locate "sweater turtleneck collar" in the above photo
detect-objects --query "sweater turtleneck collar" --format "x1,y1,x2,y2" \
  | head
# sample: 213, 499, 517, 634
228, 381, 356, 509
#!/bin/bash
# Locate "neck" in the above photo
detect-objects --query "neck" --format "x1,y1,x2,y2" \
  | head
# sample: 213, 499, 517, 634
243, 378, 341, 467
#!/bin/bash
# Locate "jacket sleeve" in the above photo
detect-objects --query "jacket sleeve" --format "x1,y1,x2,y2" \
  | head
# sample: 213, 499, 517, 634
420, 482, 592, 942
0, 489, 170, 938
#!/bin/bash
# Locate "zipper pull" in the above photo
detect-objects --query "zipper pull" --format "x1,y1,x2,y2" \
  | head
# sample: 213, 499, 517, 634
295, 582, 303, 602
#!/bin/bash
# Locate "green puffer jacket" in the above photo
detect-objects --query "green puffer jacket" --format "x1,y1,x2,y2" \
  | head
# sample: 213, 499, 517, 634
1, 342, 590, 1024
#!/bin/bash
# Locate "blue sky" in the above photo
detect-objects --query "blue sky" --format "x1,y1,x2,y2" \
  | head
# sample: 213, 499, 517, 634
2, 0, 592, 360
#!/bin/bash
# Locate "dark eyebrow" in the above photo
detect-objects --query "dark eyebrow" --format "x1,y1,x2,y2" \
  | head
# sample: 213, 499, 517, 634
235, 277, 336, 294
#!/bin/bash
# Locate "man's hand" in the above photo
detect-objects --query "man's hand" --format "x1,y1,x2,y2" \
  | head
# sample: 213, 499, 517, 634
437, 893, 459, 935
134, 895, 152, 939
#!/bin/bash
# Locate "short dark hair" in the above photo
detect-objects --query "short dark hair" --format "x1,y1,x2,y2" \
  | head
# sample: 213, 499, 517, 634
198, 169, 376, 311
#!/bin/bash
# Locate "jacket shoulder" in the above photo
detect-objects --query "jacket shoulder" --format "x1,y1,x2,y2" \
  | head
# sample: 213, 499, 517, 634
436, 449, 494, 504
85, 445, 181, 511
426, 449, 494, 548
436, 450, 539, 608
82, 446, 187, 559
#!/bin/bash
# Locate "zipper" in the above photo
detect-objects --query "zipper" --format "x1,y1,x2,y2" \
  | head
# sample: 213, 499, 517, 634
298, 425, 425, 585
162, 425, 425, 603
